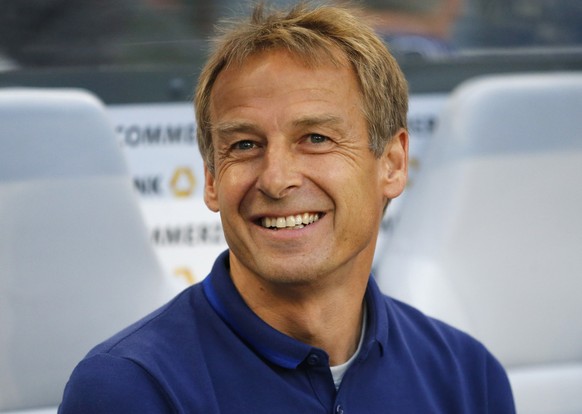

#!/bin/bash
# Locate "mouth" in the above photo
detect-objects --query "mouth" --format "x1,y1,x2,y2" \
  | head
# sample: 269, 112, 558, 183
258, 212, 322, 230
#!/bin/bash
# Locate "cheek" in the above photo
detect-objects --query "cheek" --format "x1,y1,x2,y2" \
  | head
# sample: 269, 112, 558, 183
215, 166, 256, 211
339, 164, 384, 212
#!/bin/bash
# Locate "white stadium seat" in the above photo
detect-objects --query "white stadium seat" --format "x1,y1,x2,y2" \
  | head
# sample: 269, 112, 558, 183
376, 73, 582, 413
0, 89, 176, 412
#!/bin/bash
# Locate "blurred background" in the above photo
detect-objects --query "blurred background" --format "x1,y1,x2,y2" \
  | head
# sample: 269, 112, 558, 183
1, 0, 582, 68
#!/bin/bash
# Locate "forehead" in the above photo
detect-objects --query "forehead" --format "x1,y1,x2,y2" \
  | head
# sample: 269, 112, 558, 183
218, 44, 348, 80
209, 49, 363, 123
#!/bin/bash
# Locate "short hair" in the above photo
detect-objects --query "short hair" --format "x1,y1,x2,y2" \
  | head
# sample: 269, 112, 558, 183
195, 1, 408, 174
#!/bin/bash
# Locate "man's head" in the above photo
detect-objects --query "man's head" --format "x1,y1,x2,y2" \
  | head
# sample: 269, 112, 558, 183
195, 1, 408, 175
197, 1, 408, 286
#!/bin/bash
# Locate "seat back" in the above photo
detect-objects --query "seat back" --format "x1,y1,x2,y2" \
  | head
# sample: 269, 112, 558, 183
0, 89, 174, 411
376, 73, 582, 413
376, 73, 582, 368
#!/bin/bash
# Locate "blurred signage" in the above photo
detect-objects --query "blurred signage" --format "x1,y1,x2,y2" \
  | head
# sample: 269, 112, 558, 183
117, 123, 196, 147
108, 103, 219, 289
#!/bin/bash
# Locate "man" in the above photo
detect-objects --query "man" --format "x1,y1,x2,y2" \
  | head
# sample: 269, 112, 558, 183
59, 2, 515, 412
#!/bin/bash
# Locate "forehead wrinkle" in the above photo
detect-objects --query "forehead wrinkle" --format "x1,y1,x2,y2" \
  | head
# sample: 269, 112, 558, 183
292, 114, 344, 129
212, 121, 260, 138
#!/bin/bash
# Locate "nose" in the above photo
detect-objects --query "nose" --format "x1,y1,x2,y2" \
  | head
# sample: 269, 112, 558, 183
256, 142, 302, 199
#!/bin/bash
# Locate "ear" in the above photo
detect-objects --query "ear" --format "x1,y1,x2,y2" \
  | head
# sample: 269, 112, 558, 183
203, 164, 220, 212
380, 128, 409, 200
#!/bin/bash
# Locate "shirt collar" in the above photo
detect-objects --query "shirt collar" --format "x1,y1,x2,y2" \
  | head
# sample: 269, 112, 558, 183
202, 250, 389, 368
363, 273, 390, 357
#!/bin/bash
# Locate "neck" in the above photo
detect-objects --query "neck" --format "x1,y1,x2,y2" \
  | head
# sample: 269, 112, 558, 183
230, 258, 369, 366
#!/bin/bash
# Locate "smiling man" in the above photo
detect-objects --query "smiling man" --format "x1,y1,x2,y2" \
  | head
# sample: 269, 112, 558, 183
59, 2, 515, 413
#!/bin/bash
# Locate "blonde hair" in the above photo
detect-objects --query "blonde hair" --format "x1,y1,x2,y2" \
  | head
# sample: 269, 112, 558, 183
195, 1, 408, 173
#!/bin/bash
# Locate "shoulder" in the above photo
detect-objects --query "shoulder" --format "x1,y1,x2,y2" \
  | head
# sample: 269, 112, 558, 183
60, 284, 209, 413
384, 294, 486, 354
382, 295, 515, 411
59, 353, 174, 413
89, 284, 204, 358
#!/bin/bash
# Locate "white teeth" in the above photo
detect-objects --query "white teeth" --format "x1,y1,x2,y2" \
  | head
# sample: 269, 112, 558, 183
261, 213, 321, 229
276, 217, 286, 228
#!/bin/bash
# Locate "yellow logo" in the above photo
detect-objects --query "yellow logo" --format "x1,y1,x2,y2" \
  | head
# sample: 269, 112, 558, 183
174, 267, 196, 285
170, 167, 196, 198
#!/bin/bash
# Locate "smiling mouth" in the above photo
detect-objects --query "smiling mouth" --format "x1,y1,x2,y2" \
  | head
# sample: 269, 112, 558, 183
259, 213, 321, 230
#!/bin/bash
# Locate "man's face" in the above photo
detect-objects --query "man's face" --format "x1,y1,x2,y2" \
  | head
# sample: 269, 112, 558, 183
204, 49, 407, 287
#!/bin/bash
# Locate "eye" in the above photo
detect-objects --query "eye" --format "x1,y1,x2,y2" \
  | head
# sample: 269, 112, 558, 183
307, 134, 329, 144
232, 140, 256, 151
299, 133, 334, 153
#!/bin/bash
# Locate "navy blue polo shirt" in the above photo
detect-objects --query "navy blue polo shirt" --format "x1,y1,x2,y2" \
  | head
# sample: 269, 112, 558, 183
59, 250, 515, 413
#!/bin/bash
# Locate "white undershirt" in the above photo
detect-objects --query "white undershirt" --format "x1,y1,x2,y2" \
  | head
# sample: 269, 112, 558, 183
329, 304, 368, 390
